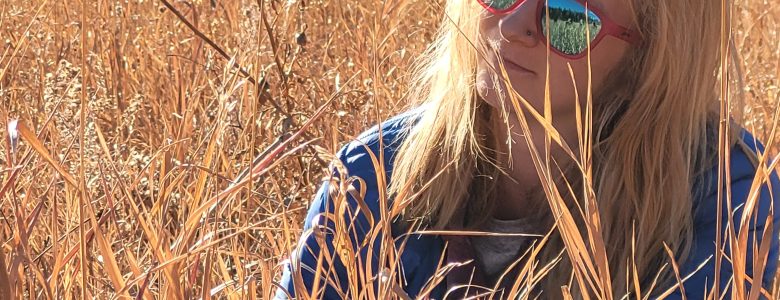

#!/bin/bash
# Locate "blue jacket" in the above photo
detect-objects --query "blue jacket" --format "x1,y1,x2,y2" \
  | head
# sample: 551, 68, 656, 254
276, 106, 780, 299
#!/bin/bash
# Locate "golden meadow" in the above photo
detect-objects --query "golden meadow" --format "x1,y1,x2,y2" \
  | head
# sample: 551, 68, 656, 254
0, 0, 778, 298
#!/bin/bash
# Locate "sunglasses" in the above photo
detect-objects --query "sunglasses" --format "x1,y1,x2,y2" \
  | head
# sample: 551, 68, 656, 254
477, 0, 641, 59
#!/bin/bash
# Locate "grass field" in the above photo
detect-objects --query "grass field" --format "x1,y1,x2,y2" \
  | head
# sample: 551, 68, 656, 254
0, 0, 779, 299
542, 7, 601, 55
543, 18, 600, 55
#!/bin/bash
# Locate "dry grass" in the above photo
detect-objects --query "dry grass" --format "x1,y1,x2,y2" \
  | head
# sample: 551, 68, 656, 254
0, 0, 777, 299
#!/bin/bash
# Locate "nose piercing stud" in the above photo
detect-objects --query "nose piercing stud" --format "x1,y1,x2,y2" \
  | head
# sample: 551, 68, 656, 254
526, 30, 533, 37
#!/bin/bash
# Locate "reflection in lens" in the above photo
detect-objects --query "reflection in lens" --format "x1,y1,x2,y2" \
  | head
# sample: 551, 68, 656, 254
541, 0, 602, 55
482, 0, 519, 10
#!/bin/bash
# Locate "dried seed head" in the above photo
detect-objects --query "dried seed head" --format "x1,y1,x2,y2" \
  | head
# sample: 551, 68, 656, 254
295, 31, 307, 47
487, 37, 502, 52
379, 268, 390, 283
7, 119, 18, 154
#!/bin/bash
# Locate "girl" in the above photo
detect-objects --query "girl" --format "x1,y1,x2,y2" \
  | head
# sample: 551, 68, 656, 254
276, 0, 780, 298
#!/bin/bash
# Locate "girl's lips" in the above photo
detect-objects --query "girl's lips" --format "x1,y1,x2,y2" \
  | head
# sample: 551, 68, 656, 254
500, 56, 535, 75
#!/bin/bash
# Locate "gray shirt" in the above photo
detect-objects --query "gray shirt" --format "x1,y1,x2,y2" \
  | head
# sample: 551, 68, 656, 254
470, 217, 539, 279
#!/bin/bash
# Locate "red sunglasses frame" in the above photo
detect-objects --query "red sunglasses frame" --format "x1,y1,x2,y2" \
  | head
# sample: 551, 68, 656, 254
477, 0, 641, 59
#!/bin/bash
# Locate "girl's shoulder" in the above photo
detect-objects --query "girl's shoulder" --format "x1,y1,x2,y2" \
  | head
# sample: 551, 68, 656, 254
730, 128, 772, 181
682, 128, 780, 296
693, 127, 780, 227
331, 104, 428, 181
278, 105, 436, 300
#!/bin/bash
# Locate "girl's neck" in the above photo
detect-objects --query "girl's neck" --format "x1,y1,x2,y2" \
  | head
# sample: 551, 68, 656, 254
491, 108, 581, 220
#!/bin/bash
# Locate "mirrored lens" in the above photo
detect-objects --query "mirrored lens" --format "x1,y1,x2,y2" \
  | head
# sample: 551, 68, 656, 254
541, 0, 602, 55
480, 0, 520, 11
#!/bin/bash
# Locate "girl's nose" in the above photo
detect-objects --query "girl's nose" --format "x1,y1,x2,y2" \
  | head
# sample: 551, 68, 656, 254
498, 0, 539, 47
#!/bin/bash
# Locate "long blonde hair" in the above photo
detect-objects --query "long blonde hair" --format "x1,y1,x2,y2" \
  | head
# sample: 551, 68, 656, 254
387, 0, 729, 297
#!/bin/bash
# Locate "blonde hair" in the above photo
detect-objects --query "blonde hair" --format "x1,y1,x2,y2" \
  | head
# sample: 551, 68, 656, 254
388, 0, 731, 297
